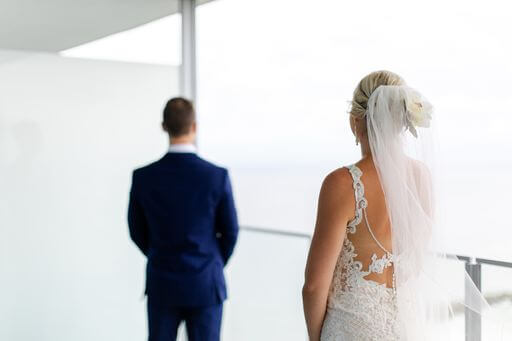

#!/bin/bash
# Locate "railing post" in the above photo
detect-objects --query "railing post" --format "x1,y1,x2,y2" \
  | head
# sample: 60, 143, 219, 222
465, 258, 482, 341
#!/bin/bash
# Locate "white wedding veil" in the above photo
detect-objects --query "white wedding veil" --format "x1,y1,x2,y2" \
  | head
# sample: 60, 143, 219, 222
365, 85, 504, 339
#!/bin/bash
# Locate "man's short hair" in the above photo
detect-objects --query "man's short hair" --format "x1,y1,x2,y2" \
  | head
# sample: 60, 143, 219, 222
163, 97, 195, 137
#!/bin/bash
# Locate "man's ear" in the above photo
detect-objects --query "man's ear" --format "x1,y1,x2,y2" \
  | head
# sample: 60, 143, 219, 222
162, 122, 168, 132
191, 121, 197, 133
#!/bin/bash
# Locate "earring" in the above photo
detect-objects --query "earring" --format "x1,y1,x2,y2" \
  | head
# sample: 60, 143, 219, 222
355, 126, 359, 146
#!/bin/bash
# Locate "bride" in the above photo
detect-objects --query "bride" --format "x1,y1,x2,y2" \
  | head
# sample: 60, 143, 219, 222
302, 70, 488, 340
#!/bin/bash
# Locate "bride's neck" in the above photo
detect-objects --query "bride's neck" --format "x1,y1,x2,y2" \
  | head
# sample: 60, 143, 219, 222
360, 139, 372, 159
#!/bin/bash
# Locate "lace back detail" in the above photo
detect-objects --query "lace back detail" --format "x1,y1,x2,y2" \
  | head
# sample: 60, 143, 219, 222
346, 165, 365, 234
322, 164, 400, 340
345, 164, 395, 289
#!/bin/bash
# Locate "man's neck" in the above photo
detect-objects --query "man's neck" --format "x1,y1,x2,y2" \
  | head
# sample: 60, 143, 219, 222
170, 138, 194, 145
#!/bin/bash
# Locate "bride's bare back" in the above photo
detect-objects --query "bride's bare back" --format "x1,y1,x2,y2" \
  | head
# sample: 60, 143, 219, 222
348, 158, 394, 288
316, 159, 399, 340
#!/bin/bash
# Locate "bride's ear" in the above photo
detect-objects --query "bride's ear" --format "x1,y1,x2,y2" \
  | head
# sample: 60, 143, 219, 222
351, 116, 367, 136
349, 115, 358, 135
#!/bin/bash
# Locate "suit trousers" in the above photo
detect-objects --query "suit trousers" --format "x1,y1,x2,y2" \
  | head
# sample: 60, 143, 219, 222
147, 298, 223, 341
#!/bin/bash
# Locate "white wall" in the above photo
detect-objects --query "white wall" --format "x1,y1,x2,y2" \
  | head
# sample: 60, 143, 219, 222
0, 50, 178, 341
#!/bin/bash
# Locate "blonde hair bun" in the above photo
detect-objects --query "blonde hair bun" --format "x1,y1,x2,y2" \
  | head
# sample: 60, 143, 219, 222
350, 70, 405, 118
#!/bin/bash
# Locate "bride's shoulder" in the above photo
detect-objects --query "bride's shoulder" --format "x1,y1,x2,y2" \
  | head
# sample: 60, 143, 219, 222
320, 167, 353, 196
407, 158, 432, 179
317, 167, 356, 220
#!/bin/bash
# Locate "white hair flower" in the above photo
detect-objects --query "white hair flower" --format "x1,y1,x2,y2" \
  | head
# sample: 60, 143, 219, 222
404, 91, 432, 138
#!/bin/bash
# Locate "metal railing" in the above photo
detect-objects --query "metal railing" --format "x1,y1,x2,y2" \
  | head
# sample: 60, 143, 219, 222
241, 226, 512, 341
448, 254, 512, 341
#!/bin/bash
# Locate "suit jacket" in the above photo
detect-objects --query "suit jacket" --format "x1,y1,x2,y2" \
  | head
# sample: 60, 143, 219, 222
128, 152, 239, 307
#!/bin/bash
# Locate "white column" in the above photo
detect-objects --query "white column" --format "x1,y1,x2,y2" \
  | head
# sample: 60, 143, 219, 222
180, 0, 197, 103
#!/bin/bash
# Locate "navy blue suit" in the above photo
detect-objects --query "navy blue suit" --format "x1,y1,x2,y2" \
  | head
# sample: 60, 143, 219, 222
128, 151, 238, 341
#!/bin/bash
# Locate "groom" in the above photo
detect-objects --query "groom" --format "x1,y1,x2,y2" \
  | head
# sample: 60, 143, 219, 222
128, 97, 239, 341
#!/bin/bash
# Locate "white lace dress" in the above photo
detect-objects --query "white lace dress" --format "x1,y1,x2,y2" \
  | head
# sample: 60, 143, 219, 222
320, 165, 400, 341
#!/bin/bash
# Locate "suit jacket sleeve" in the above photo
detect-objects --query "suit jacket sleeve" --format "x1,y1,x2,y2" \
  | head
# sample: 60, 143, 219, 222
128, 171, 149, 256
215, 170, 239, 265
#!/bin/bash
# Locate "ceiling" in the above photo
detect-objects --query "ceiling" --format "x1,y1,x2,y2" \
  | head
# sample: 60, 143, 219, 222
0, 0, 213, 52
